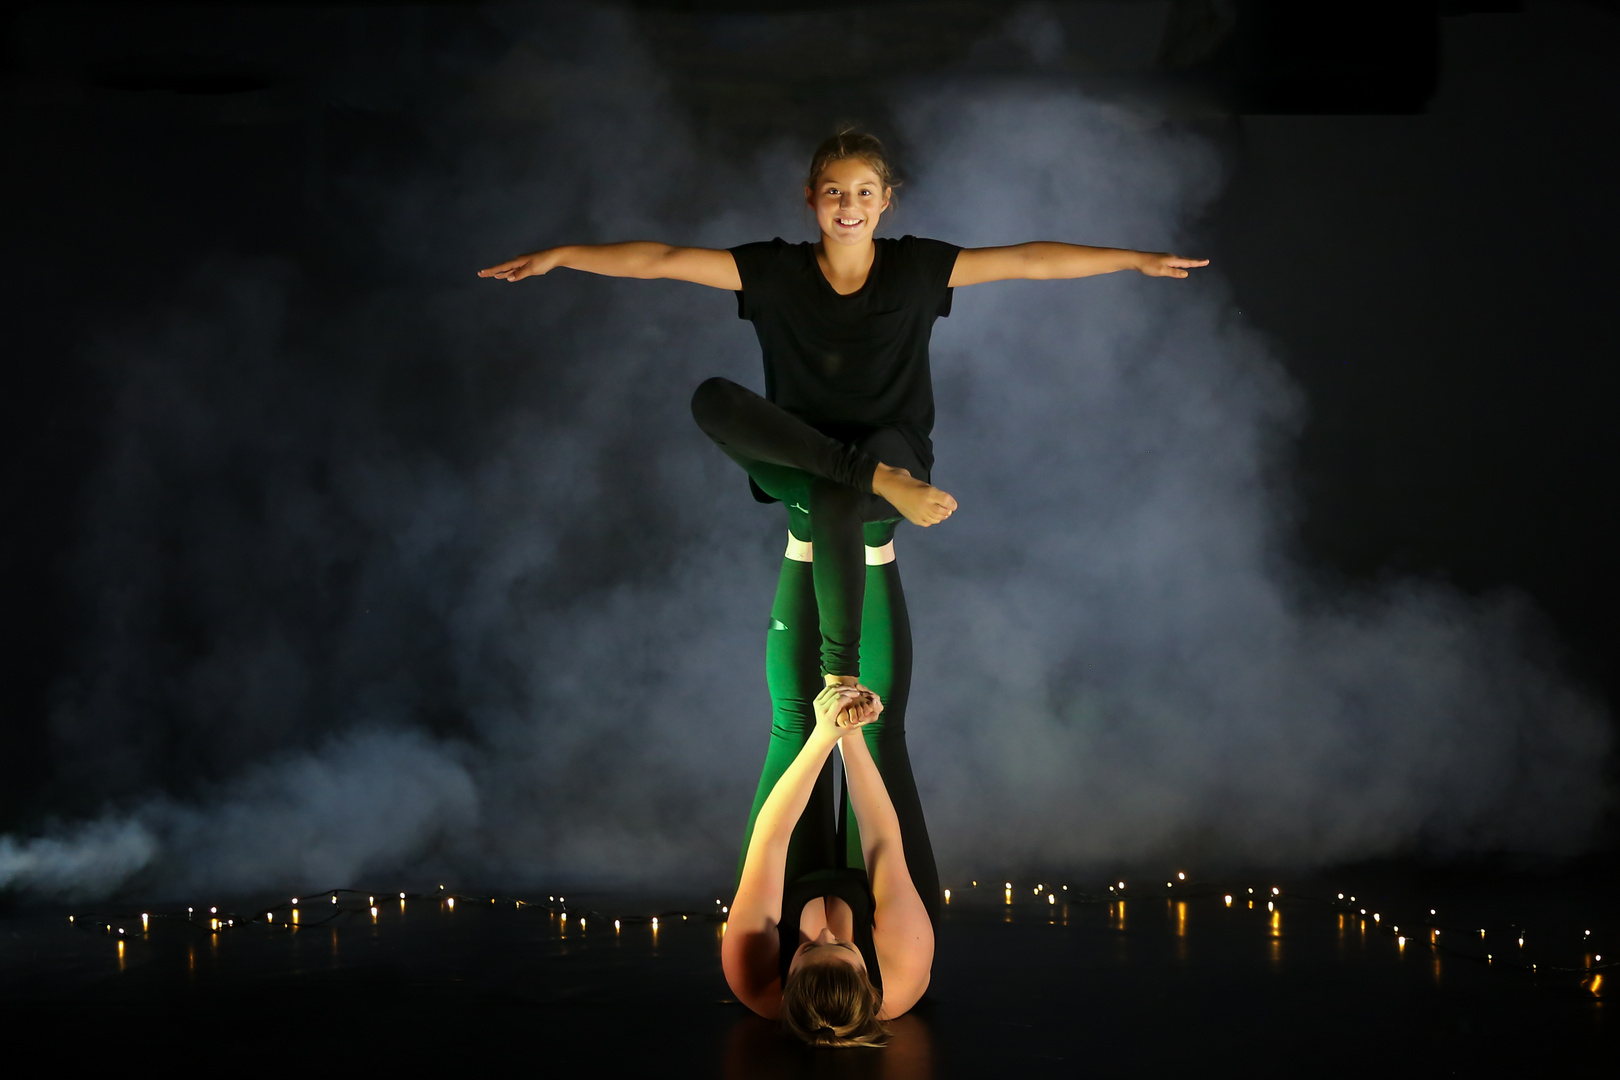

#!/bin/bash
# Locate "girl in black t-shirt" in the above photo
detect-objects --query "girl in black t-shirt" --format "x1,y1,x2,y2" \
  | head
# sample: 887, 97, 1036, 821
480, 130, 1206, 705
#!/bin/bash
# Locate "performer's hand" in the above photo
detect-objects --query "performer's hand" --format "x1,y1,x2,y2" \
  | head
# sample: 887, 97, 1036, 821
477, 250, 559, 282
1137, 252, 1209, 279
814, 685, 882, 735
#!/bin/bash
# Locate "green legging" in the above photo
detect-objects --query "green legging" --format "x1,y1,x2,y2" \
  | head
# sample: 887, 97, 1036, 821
735, 552, 942, 931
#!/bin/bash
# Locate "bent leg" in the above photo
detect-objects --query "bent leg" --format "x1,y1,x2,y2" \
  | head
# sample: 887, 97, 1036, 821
691, 377, 879, 494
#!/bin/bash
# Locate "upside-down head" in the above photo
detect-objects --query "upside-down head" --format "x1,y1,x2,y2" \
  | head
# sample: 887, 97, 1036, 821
780, 946, 888, 1048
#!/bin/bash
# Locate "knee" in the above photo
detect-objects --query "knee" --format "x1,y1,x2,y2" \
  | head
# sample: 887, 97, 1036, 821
690, 376, 743, 433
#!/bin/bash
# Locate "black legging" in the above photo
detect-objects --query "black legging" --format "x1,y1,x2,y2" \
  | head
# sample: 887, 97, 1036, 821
691, 377, 926, 677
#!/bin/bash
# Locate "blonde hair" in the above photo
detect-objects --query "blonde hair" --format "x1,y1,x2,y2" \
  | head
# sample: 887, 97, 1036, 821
806, 128, 900, 197
780, 962, 889, 1048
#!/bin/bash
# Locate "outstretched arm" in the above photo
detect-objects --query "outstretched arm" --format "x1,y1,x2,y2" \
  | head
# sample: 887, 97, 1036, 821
839, 732, 934, 1017
478, 243, 742, 290
948, 242, 1207, 287
722, 686, 874, 1017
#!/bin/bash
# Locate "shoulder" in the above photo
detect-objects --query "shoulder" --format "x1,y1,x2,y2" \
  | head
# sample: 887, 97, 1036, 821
730, 237, 808, 264
730, 238, 811, 289
871, 928, 932, 1020
884, 235, 962, 282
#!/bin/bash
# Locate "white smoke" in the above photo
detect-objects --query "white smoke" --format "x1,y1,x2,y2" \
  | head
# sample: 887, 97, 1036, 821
1, 4, 1607, 902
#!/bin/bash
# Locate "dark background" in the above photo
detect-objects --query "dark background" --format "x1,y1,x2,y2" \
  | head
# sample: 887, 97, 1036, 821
1, 0, 1614, 847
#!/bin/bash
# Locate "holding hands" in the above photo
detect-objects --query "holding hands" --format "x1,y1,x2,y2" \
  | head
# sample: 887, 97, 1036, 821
814, 684, 882, 735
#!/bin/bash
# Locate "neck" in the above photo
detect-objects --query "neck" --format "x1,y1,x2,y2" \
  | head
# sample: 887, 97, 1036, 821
815, 236, 876, 292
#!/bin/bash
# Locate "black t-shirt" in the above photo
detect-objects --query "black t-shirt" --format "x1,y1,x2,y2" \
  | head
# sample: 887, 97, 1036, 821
730, 235, 961, 470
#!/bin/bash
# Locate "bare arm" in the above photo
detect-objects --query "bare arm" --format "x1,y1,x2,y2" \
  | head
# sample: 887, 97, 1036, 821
478, 243, 742, 290
722, 687, 871, 1017
948, 242, 1208, 287
838, 732, 934, 1018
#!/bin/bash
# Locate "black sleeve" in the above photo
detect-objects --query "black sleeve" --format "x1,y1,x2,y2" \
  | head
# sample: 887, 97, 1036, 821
900, 235, 963, 318
728, 238, 788, 321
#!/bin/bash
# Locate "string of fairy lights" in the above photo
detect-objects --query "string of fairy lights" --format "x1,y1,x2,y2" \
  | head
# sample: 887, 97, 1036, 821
64, 874, 1608, 996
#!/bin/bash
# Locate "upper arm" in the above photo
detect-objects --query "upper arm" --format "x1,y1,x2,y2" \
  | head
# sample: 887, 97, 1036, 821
867, 838, 935, 1018
947, 245, 1034, 287
721, 836, 787, 1018
653, 246, 742, 290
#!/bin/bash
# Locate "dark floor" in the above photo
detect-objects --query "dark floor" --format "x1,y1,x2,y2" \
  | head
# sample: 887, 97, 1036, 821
3, 862, 1613, 1076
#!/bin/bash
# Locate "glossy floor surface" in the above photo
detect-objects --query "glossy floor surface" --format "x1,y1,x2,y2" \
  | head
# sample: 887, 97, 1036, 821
4, 864, 1614, 1076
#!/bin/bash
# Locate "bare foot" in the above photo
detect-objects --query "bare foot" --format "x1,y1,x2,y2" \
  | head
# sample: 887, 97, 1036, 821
872, 465, 957, 528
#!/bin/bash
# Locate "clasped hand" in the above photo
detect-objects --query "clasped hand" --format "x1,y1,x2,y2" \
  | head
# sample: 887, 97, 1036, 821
814, 684, 882, 734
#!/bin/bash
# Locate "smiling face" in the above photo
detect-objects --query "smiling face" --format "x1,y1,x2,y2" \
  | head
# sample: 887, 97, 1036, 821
787, 925, 869, 978
806, 157, 891, 247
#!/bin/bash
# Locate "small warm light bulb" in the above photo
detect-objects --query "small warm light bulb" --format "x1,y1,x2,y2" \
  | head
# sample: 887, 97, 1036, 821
1005, 882, 1012, 889
1596, 955, 1603, 962
447, 897, 455, 909
118, 927, 125, 935
1374, 913, 1380, 923
371, 906, 378, 918
141, 913, 149, 929
722, 906, 728, 913
971, 881, 977, 887
1166, 882, 1172, 888
267, 912, 273, 921
68, 916, 74, 923
331, 895, 337, 904
1429, 909, 1435, 915
1048, 894, 1056, 906
561, 913, 567, 922
400, 892, 406, 900
1224, 895, 1233, 905
652, 917, 659, 928
1271, 887, 1280, 896
1178, 872, 1186, 881
1117, 881, 1125, 890
1398, 936, 1406, 946
211, 906, 219, 914
1267, 901, 1274, 912
1063, 885, 1068, 891
369, 897, 374, 905
944, 889, 952, 902
580, 920, 586, 929
1337, 893, 1344, 900
614, 920, 621, 931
